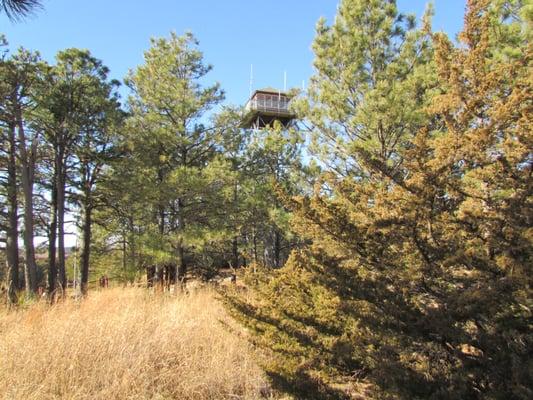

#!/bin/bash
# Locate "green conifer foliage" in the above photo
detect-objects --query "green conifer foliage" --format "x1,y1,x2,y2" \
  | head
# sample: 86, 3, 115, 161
121, 32, 227, 280
226, 1, 532, 398
293, 0, 435, 178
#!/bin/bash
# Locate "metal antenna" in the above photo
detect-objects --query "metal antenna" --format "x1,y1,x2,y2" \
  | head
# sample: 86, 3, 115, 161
249, 64, 253, 98
302, 80, 306, 91
284, 70, 287, 92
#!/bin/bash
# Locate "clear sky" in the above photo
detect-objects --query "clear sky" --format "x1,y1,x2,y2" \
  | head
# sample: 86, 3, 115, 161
2, 0, 467, 107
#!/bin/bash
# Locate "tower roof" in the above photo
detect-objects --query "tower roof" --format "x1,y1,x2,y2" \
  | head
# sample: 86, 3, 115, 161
252, 87, 290, 97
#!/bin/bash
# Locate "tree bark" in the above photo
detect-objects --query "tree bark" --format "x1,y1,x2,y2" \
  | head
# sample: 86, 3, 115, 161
274, 229, 281, 269
231, 182, 239, 268
128, 216, 136, 277
15, 104, 37, 294
5, 122, 19, 304
174, 198, 186, 291
80, 203, 92, 295
252, 225, 258, 265
232, 236, 239, 269
154, 203, 165, 289
176, 240, 185, 284
57, 152, 67, 292
154, 163, 166, 289
122, 233, 127, 271
47, 167, 58, 296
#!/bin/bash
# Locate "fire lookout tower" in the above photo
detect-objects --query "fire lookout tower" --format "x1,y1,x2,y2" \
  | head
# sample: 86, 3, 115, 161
240, 87, 296, 129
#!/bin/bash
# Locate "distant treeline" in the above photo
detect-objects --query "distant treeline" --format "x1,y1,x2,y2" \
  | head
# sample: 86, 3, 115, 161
0, 30, 305, 300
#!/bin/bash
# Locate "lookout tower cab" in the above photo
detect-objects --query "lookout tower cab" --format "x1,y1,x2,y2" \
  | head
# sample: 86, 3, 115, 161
241, 87, 296, 129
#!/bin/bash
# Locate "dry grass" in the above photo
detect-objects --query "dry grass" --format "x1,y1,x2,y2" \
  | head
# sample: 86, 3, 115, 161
0, 287, 271, 400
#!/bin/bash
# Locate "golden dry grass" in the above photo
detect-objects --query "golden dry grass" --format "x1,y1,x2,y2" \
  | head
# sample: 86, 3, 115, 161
0, 287, 271, 400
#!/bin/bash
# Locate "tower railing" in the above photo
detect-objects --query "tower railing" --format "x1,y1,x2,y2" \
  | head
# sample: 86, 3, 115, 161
246, 94, 291, 114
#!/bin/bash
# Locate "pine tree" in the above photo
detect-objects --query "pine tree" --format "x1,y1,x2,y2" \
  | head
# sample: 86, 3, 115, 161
36, 49, 114, 295
292, 0, 435, 178
0, 47, 45, 298
65, 53, 123, 295
0, 0, 41, 21
123, 32, 226, 286
0, 41, 20, 302
227, 0, 532, 398
215, 106, 304, 270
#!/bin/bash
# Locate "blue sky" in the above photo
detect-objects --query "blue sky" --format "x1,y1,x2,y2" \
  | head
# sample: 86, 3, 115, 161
2, 0, 467, 107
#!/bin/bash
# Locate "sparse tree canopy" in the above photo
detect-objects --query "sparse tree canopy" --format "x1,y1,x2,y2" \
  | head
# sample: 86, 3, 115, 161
1, 0, 42, 21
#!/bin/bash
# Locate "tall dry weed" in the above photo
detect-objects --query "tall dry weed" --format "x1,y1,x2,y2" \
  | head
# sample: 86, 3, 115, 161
0, 288, 270, 400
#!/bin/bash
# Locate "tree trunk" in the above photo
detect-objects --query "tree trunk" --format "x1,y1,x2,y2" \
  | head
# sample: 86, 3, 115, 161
274, 230, 281, 269
154, 203, 165, 289
80, 203, 92, 295
174, 198, 186, 292
231, 183, 239, 268
5, 122, 19, 304
252, 225, 258, 265
232, 236, 239, 269
16, 106, 37, 294
47, 169, 58, 297
128, 216, 136, 278
122, 233, 127, 271
57, 159, 67, 292
175, 239, 186, 291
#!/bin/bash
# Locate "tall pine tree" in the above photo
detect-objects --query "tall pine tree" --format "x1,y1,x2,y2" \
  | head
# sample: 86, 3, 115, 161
227, 0, 531, 398
124, 32, 226, 286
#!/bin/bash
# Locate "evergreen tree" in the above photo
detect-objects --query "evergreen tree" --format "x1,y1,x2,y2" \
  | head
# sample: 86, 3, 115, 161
293, 0, 435, 178
0, 47, 46, 299
68, 54, 123, 295
123, 32, 226, 285
0, 41, 20, 302
227, 0, 531, 398
36, 49, 118, 295
0, 0, 41, 21
245, 123, 304, 268
216, 106, 304, 270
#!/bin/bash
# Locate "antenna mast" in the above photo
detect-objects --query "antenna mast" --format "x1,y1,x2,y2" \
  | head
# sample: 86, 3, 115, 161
249, 64, 253, 98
